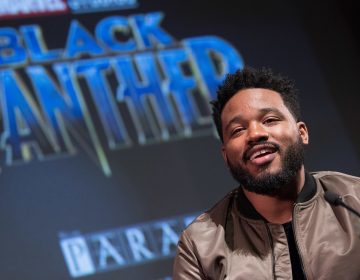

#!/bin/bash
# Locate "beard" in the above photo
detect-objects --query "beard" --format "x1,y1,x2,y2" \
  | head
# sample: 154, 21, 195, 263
228, 137, 305, 196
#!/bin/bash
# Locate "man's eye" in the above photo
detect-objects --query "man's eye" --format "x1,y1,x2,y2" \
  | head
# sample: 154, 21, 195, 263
231, 127, 245, 136
264, 118, 279, 124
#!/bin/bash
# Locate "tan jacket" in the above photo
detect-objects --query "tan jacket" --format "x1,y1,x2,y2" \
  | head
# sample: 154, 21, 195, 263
173, 171, 360, 280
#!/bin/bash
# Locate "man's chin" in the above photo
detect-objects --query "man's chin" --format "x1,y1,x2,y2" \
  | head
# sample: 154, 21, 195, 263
248, 164, 281, 179
249, 170, 283, 185
231, 165, 295, 196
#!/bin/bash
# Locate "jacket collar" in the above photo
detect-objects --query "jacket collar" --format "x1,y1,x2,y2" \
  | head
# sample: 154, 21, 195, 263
236, 171, 317, 221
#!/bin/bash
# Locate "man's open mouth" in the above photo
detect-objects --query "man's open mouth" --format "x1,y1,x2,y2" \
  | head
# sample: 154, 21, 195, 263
250, 148, 276, 160
245, 143, 279, 163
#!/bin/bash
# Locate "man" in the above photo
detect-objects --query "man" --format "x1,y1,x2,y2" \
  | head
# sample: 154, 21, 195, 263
173, 67, 360, 279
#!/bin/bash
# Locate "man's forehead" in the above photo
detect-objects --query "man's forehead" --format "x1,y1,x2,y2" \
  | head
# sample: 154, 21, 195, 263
222, 88, 286, 114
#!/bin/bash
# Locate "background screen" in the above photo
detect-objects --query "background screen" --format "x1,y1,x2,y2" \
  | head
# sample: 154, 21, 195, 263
1, 0, 359, 279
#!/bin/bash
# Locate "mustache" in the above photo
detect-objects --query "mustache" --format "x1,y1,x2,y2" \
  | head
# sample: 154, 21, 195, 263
243, 141, 280, 161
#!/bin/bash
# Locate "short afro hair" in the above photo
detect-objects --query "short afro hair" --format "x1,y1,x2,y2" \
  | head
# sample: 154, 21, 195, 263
210, 67, 301, 142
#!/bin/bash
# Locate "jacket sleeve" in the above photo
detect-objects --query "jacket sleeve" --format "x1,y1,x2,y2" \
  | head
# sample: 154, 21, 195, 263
173, 230, 206, 280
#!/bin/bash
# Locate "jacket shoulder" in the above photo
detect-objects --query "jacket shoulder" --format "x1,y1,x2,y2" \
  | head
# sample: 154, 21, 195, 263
174, 189, 239, 279
182, 188, 238, 239
311, 171, 360, 196
312, 170, 360, 180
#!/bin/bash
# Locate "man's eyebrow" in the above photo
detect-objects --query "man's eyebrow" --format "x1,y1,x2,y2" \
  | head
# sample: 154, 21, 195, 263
260, 107, 284, 115
223, 107, 284, 131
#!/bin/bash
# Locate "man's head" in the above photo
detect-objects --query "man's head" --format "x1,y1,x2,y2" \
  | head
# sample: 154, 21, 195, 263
211, 67, 309, 196
211, 67, 301, 142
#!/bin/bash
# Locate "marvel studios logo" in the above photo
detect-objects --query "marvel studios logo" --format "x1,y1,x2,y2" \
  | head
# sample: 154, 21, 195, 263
68, 0, 138, 13
0, 0, 68, 19
0, 0, 137, 19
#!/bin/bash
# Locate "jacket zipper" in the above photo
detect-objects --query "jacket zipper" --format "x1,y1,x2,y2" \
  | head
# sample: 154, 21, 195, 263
292, 205, 308, 280
265, 223, 276, 280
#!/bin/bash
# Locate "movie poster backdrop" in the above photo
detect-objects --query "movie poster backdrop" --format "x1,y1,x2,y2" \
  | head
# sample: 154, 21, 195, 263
1, 0, 359, 279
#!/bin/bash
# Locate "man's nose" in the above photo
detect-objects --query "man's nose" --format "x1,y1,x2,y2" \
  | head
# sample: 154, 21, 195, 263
246, 122, 269, 143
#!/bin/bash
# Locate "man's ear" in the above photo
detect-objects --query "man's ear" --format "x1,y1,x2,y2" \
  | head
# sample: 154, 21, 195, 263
297, 121, 309, 145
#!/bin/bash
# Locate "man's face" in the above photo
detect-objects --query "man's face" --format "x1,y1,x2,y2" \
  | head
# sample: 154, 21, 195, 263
221, 88, 309, 195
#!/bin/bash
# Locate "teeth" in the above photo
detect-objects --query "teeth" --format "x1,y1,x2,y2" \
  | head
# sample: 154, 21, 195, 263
250, 148, 272, 160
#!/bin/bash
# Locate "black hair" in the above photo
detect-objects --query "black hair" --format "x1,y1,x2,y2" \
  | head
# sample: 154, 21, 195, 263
210, 67, 301, 142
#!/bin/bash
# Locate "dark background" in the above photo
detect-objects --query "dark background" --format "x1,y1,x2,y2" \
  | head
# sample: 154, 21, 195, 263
0, 0, 359, 279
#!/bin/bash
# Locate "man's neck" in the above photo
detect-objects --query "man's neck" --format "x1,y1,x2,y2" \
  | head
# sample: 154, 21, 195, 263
243, 166, 305, 224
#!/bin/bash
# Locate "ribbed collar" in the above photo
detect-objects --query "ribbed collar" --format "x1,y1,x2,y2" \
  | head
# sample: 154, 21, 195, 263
236, 172, 317, 220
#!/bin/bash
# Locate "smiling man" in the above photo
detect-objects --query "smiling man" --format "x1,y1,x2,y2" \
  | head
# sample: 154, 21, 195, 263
173, 67, 360, 279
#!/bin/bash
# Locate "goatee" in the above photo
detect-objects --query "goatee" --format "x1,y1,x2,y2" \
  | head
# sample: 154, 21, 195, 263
228, 137, 305, 196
